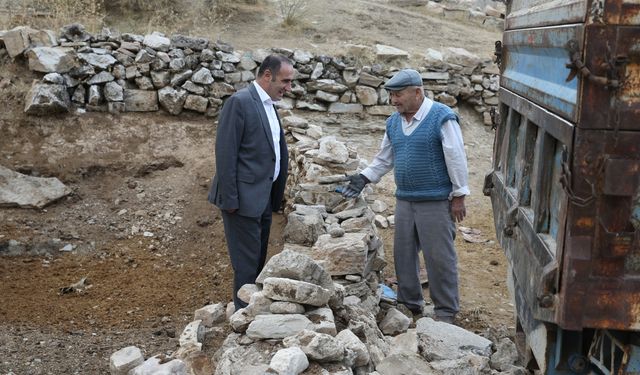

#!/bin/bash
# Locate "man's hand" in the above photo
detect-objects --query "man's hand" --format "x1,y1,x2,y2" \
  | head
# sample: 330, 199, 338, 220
224, 208, 238, 214
342, 174, 369, 198
450, 196, 466, 223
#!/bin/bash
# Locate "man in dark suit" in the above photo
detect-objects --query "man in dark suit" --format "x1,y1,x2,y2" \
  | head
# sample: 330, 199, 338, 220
208, 55, 293, 310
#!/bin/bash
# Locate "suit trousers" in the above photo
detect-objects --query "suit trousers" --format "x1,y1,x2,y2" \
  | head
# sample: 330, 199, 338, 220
394, 199, 459, 318
221, 199, 272, 311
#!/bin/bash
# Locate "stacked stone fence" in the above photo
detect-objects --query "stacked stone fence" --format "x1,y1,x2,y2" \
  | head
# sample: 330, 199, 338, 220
0, 23, 499, 125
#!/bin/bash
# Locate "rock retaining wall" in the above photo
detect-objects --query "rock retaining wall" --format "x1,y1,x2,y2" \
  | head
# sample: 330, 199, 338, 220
1, 23, 499, 126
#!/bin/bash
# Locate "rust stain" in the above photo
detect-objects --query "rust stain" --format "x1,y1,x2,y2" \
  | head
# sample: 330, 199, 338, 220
576, 217, 594, 228
622, 62, 640, 103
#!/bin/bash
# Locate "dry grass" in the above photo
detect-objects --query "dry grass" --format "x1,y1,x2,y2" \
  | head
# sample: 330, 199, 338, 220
1, 0, 250, 35
276, 0, 309, 26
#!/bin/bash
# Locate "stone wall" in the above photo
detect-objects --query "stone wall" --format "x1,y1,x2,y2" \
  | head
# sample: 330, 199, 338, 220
0, 23, 499, 125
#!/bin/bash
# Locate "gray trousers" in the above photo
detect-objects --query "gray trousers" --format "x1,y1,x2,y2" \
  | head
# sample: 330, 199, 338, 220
394, 199, 459, 317
221, 201, 272, 311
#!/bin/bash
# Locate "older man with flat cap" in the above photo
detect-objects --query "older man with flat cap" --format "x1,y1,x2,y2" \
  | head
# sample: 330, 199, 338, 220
342, 68, 469, 324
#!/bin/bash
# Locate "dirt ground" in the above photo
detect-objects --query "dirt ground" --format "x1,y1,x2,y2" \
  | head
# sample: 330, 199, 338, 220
0, 1, 510, 374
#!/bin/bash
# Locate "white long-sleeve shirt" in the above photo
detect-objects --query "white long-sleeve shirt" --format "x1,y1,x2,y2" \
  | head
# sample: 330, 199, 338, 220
361, 97, 470, 199
253, 81, 281, 181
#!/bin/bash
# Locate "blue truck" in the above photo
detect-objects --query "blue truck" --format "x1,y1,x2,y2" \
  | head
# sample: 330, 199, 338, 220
483, 0, 640, 373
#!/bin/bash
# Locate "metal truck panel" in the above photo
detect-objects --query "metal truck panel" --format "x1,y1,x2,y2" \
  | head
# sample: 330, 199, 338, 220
579, 24, 640, 130
501, 25, 584, 123
506, 0, 587, 29
557, 128, 640, 331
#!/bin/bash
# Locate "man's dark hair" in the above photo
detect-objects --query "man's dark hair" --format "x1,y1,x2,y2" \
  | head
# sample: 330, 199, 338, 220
257, 54, 292, 80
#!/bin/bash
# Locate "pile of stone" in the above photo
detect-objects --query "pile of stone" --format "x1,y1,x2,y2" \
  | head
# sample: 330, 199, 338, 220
1, 24, 500, 124
108, 124, 525, 374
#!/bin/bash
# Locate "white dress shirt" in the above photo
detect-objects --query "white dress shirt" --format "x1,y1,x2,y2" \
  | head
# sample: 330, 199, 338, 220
361, 96, 470, 198
253, 81, 281, 181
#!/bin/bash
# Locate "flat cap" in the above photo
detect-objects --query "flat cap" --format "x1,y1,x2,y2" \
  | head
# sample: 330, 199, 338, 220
383, 69, 422, 91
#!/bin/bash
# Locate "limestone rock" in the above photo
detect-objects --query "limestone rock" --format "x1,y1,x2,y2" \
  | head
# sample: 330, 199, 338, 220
0, 166, 72, 209
26, 47, 77, 73
270, 301, 305, 314
375, 44, 409, 60
256, 249, 334, 292
262, 277, 332, 307
283, 329, 345, 362
104, 81, 123, 102
184, 94, 208, 113
109, 346, 144, 375
194, 303, 226, 327
335, 329, 370, 367
3, 26, 56, 58
78, 53, 117, 70
269, 347, 309, 375
130, 356, 187, 375
305, 307, 337, 336
143, 33, 170, 51
158, 86, 188, 115
284, 210, 325, 246
24, 83, 70, 116
416, 317, 493, 361
245, 314, 313, 340
312, 232, 370, 276
170, 34, 208, 51
376, 353, 436, 375
328, 103, 364, 114
379, 308, 411, 335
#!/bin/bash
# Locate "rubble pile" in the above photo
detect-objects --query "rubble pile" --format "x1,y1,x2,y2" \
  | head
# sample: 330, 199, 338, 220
107, 127, 524, 374
1, 24, 499, 125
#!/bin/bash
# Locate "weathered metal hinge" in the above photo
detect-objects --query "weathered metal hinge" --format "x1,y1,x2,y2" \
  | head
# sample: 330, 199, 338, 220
494, 41, 503, 69
565, 39, 625, 90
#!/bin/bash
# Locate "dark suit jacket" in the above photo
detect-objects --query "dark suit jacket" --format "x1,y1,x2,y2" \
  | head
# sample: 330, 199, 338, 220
208, 84, 288, 217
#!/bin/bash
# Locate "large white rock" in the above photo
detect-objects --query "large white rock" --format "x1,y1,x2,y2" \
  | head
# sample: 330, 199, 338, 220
305, 307, 337, 336
306, 79, 349, 94
130, 356, 187, 375
24, 83, 71, 116
256, 249, 334, 292
3, 26, 57, 58
158, 86, 187, 115
389, 329, 419, 355
335, 329, 370, 367
194, 303, 226, 326
376, 352, 437, 375
26, 47, 77, 73
269, 347, 309, 375
430, 354, 491, 374
283, 210, 325, 246
355, 85, 378, 106
311, 233, 369, 276
379, 308, 411, 335
283, 329, 345, 362
375, 44, 409, 60
179, 320, 203, 349
317, 136, 349, 164
109, 346, 144, 375
262, 277, 332, 307
0, 166, 71, 209
143, 33, 170, 51
78, 53, 117, 70
444, 47, 481, 68
415, 317, 493, 361
246, 314, 313, 339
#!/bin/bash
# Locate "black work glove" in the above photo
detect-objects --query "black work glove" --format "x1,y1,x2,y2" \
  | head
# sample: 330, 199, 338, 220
342, 174, 369, 198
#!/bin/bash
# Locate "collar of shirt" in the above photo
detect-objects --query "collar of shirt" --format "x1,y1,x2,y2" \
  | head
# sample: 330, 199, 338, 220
412, 96, 434, 123
253, 81, 274, 106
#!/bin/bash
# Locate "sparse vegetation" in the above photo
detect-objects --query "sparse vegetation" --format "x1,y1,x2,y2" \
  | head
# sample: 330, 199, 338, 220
1, 0, 243, 34
276, 0, 308, 26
